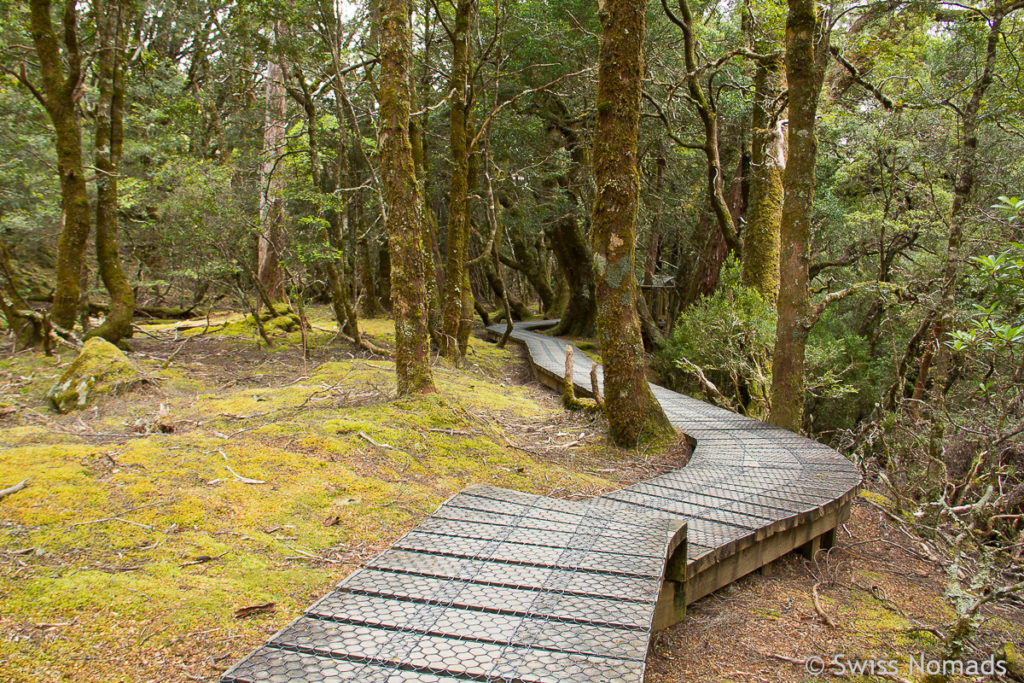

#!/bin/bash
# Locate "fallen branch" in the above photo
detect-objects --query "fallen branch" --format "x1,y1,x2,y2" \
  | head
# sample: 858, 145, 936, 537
763, 652, 808, 665
0, 479, 28, 501
180, 550, 229, 568
358, 431, 398, 450
223, 465, 265, 485
233, 602, 276, 618
284, 545, 340, 564
812, 582, 838, 628
675, 357, 728, 406
335, 329, 393, 357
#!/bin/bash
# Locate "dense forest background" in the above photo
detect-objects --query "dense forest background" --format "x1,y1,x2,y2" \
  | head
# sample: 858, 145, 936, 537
1, 0, 1023, 594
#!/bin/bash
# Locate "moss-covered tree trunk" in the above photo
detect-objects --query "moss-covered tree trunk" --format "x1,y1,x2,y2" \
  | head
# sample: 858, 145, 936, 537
440, 0, 477, 361
543, 102, 597, 337
257, 47, 288, 309
0, 236, 50, 351
409, 5, 443, 342
768, 0, 828, 432
742, 56, 785, 300
505, 218, 555, 314
29, 0, 91, 332
87, 0, 135, 345
592, 0, 674, 447
379, 0, 435, 395
548, 215, 597, 336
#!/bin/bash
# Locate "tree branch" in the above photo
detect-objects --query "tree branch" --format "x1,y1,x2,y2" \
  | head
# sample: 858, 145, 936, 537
642, 92, 705, 150
811, 281, 898, 323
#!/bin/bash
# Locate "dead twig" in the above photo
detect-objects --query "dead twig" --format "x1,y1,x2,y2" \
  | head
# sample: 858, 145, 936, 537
224, 465, 265, 485
180, 550, 229, 568
812, 581, 838, 628
762, 652, 808, 665
284, 545, 340, 564
0, 478, 28, 501
233, 602, 276, 618
358, 431, 398, 450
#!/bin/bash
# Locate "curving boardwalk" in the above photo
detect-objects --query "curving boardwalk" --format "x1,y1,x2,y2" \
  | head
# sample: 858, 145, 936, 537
221, 322, 861, 683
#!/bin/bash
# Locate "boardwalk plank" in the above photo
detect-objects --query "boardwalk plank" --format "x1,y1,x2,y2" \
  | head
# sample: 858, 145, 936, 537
221, 322, 860, 683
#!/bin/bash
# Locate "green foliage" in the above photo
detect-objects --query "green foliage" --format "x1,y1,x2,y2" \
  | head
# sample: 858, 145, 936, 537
659, 260, 865, 423
947, 199, 1024, 396
658, 259, 774, 418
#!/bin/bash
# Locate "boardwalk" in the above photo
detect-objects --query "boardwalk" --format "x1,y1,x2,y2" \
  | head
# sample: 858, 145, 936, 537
221, 322, 861, 682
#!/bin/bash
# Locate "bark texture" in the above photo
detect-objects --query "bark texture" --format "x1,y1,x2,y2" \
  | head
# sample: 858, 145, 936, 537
0, 237, 50, 351
29, 0, 91, 331
768, 0, 828, 432
742, 56, 785, 299
379, 0, 435, 394
257, 49, 288, 307
592, 0, 673, 447
543, 103, 597, 337
87, 0, 135, 344
440, 0, 476, 361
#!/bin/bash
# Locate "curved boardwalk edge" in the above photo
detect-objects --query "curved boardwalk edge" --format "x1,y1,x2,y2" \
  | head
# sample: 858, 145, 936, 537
220, 322, 861, 682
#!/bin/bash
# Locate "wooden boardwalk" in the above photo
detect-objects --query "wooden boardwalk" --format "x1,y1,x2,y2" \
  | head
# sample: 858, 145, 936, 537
221, 322, 860, 682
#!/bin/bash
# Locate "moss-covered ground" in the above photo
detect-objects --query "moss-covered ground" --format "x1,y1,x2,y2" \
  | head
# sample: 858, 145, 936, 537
2, 310, 1018, 682
0, 311, 684, 682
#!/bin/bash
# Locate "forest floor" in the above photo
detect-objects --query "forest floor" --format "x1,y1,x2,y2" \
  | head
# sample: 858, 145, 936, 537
0, 310, 1019, 682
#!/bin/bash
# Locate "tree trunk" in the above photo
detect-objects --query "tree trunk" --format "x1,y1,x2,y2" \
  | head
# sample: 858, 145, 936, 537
504, 217, 555, 313
643, 230, 659, 288
484, 258, 530, 320
674, 209, 725, 312
548, 215, 597, 336
87, 0, 135, 345
409, 4, 442, 342
377, 240, 392, 307
29, 0, 91, 331
358, 238, 382, 316
742, 56, 785, 300
925, 0, 1014, 477
543, 103, 597, 336
592, 0, 673, 447
663, 0, 742, 257
440, 0, 477, 361
289, 64, 361, 342
257, 48, 288, 308
768, 0, 828, 432
379, 0, 435, 394
0, 237, 50, 351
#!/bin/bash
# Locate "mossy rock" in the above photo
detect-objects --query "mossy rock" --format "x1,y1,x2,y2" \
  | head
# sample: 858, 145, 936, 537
266, 313, 300, 332
46, 338, 141, 413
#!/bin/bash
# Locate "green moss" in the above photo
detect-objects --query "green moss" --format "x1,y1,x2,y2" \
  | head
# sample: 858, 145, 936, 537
843, 590, 941, 652
859, 489, 895, 509
45, 338, 140, 413
266, 314, 300, 331
0, 318, 627, 681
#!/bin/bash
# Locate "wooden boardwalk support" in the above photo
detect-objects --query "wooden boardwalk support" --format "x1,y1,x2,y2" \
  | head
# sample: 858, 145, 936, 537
221, 321, 860, 682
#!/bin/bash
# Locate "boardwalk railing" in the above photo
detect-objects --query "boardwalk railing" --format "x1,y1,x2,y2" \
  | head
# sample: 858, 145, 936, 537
221, 322, 861, 682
